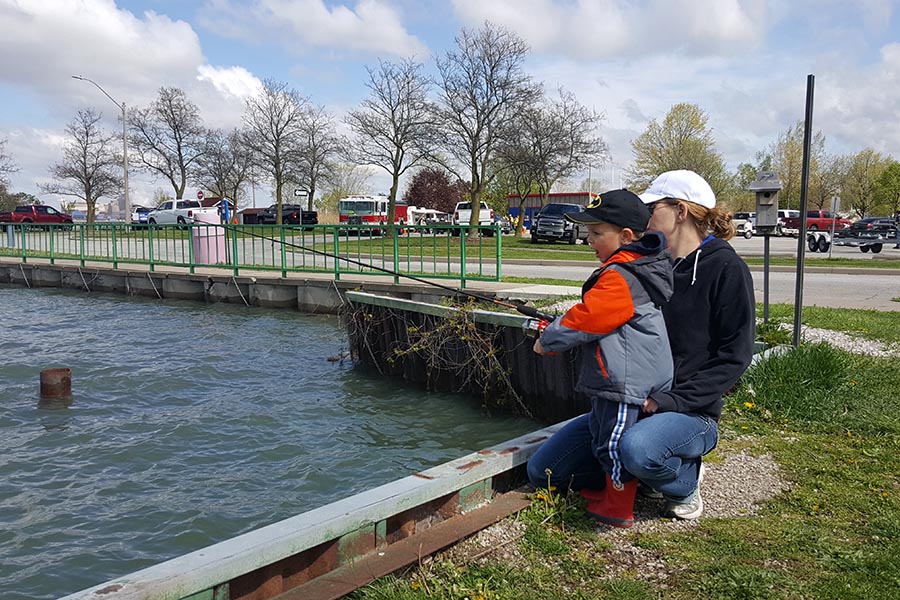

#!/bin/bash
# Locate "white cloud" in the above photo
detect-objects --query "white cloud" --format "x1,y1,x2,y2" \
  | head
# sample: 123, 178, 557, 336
0, 0, 204, 110
450, 0, 769, 59
198, 0, 428, 58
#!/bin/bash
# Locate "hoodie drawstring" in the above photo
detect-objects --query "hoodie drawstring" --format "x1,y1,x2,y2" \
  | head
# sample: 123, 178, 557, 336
691, 248, 701, 285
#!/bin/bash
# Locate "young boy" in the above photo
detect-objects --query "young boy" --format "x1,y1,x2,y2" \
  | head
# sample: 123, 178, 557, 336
533, 189, 673, 527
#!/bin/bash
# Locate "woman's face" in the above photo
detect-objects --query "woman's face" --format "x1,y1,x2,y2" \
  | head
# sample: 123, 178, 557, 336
646, 199, 682, 235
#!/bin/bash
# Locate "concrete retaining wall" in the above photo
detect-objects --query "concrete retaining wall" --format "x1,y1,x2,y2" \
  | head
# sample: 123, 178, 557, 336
0, 261, 461, 314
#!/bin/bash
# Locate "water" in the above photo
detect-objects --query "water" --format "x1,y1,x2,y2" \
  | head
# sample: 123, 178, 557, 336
0, 288, 539, 599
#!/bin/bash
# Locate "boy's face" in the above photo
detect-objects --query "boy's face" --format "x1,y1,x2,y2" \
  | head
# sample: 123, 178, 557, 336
586, 222, 632, 262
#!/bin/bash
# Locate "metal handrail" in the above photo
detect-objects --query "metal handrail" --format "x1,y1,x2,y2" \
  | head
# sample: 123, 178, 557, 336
0, 222, 503, 285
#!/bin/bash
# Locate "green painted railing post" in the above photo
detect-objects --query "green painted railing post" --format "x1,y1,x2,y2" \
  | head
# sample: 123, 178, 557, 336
148, 226, 155, 272
111, 224, 118, 269
231, 224, 239, 277
495, 225, 502, 280
188, 224, 195, 274
280, 226, 287, 278
18, 225, 26, 263
332, 227, 341, 281
47, 225, 55, 264
459, 227, 467, 289
392, 226, 400, 285
79, 225, 85, 267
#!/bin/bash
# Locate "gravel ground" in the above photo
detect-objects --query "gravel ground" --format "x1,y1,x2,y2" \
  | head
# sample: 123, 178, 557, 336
427, 322, 896, 583
436, 448, 788, 585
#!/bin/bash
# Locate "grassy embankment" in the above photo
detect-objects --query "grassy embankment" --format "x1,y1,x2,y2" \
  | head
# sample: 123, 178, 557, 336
349, 305, 900, 599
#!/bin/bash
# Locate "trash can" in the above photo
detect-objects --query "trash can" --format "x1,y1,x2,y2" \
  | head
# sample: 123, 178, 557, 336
191, 211, 227, 265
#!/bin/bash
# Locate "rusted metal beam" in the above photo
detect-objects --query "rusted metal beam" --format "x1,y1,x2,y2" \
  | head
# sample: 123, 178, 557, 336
273, 492, 531, 600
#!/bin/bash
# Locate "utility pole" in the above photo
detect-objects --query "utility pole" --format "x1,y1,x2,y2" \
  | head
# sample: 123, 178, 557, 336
72, 75, 130, 221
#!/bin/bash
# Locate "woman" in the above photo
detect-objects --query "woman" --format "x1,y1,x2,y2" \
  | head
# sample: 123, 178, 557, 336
527, 169, 755, 522
618, 169, 756, 519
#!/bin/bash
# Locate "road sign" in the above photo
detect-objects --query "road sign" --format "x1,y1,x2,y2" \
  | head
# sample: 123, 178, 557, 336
294, 189, 308, 198
197, 190, 204, 200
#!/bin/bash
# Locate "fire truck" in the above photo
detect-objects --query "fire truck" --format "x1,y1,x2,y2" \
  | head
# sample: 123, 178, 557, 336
338, 195, 411, 226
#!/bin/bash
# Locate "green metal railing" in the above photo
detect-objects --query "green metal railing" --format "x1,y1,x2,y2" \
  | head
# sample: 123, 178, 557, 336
0, 222, 502, 285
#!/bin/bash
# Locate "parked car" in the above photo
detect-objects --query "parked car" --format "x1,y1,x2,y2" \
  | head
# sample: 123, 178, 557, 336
130, 205, 151, 228
451, 201, 494, 236
733, 211, 756, 238
494, 215, 512, 234
146, 199, 218, 225
256, 204, 319, 229
531, 203, 588, 244
0, 204, 74, 229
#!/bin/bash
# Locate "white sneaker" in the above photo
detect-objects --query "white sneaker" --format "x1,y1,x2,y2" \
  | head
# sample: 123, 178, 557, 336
663, 462, 706, 520
664, 486, 703, 520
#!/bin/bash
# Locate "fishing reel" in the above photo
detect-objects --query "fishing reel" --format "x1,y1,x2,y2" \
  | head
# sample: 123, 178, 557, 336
522, 317, 549, 339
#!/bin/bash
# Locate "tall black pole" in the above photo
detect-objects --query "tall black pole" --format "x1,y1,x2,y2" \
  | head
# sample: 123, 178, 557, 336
792, 74, 815, 347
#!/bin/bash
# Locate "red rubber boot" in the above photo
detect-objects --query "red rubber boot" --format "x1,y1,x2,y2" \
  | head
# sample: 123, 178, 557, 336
585, 474, 638, 528
579, 487, 605, 502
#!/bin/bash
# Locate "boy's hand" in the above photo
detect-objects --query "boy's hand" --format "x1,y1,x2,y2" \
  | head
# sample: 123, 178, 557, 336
642, 398, 659, 414
533, 338, 546, 355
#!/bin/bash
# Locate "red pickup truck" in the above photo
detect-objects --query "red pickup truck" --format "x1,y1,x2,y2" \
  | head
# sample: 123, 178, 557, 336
0, 204, 74, 227
781, 210, 852, 232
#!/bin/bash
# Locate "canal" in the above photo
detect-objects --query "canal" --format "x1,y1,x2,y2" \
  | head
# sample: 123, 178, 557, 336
0, 287, 539, 599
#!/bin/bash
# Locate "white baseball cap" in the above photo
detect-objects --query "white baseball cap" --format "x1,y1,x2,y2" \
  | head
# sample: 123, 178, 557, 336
639, 169, 716, 209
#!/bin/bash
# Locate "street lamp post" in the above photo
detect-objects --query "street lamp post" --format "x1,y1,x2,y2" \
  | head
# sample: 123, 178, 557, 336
72, 75, 130, 221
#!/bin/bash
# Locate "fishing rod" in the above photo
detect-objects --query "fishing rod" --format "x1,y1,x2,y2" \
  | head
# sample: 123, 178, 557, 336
222, 224, 555, 322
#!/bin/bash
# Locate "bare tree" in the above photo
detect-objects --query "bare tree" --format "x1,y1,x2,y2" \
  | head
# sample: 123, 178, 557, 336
242, 79, 308, 224
345, 58, 437, 224
435, 22, 540, 239
128, 87, 208, 199
295, 104, 342, 213
497, 89, 607, 235
41, 108, 122, 223
0, 138, 18, 188
195, 129, 253, 206
317, 163, 375, 214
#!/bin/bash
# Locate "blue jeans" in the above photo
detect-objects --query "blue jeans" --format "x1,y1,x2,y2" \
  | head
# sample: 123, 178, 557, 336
619, 412, 719, 500
526, 414, 605, 491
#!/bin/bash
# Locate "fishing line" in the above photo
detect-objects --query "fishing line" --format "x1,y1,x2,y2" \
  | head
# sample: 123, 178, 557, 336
222, 224, 554, 320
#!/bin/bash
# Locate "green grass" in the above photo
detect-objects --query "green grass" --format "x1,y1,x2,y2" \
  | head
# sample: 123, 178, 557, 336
351, 309, 900, 599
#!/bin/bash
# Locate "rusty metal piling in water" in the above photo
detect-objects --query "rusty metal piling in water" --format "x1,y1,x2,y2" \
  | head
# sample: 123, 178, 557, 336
40, 367, 72, 398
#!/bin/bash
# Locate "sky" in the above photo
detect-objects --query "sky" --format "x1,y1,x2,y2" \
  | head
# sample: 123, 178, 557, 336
2, 0, 900, 210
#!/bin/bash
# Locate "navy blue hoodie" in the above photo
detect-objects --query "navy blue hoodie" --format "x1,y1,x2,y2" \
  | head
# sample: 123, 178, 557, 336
649, 237, 756, 420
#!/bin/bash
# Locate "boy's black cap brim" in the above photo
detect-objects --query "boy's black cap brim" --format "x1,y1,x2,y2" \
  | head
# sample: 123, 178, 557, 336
565, 212, 602, 224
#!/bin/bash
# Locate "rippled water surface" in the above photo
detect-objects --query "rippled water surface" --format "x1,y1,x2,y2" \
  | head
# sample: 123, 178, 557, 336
0, 287, 538, 599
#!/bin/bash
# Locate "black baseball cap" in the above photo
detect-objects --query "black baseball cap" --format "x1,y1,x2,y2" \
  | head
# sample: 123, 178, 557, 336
565, 189, 650, 233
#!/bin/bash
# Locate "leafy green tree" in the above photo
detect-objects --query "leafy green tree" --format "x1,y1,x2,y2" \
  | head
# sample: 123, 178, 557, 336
720, 152, 773, 211
870, 158, 900, 216
842, 148, 887, 218
626, 103, 728, 195
769, 121, 825, 210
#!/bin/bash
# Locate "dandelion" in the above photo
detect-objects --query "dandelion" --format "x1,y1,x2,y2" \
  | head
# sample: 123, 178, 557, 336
411, 582, 421, 590
883, 491, 889, 498
812, 504, 820, 511
741, 425, 749, 430
744, 401, 755, 408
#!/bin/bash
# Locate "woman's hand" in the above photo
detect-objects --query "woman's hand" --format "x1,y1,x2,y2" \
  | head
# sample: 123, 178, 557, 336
642, 398, 659, 414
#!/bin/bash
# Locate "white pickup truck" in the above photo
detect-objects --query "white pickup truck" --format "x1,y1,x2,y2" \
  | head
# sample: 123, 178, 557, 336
452, 201, 495, 236
147, 199, 219, 225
